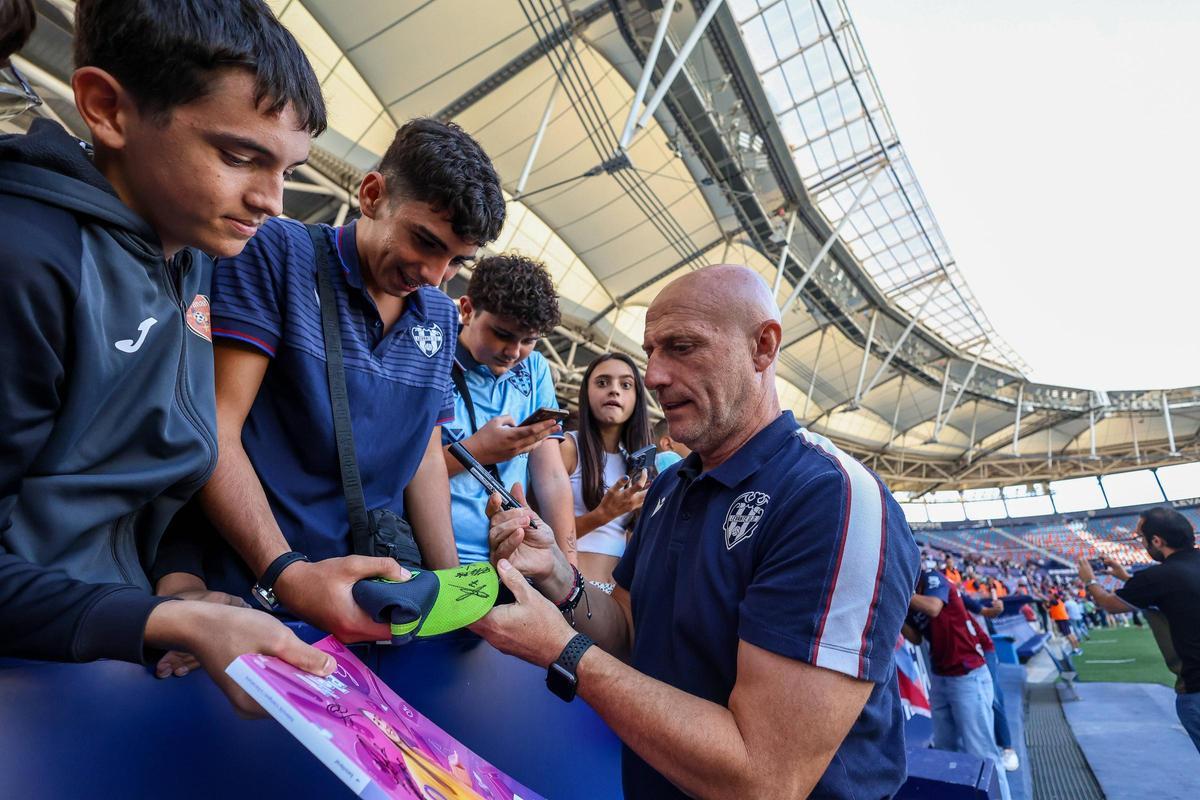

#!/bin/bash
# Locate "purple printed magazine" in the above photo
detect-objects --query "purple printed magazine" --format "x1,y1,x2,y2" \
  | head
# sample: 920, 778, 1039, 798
226, 636, 545, 800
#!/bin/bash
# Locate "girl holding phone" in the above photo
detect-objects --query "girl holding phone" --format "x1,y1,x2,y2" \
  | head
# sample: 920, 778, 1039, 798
560, 353, 653, 591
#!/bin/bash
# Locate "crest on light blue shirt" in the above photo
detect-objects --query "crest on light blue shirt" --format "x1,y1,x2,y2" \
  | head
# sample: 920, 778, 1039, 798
509, 362, 532, 396
724, 491, 770, 550
410, 322, 443, 357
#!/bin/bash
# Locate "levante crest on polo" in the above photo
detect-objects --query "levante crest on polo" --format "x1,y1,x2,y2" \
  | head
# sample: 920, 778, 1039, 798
724, 491, 770, 550
410, 322, 443, 357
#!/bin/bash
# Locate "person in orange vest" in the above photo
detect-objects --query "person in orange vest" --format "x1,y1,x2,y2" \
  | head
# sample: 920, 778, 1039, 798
943, 557, 963, 585
1047, 591, 1081, 654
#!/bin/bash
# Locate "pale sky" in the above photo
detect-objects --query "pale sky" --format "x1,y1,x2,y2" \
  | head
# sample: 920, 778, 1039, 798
847, 0, 1200, 391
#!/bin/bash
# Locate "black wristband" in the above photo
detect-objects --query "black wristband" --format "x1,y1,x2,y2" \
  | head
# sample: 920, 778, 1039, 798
252, 551, 309, 611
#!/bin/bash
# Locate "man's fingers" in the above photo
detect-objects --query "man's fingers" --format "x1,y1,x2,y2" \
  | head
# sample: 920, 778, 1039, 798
496, 558, 533, 602
492, 527, 525, 565
510, 481, 528, 507
486, 490, 504, 519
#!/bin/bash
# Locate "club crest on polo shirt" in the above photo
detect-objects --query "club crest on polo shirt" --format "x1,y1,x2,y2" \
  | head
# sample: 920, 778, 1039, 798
509, 363, 532, 396
185, 294, 211, 342
724, 491, 770, 550
410, 322, 443, 357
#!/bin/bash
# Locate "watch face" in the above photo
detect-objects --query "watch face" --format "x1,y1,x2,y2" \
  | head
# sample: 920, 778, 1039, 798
252, 586, 276, 612
546, 662, 578, 702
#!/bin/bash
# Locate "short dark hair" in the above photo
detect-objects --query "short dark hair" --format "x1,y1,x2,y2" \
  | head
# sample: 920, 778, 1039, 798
74, 0, 326, 134
1140, 507, 1195, 550
379, 118, 505, 246
467, 254, 559, 335
0, 0, 36, 63
653, 418, 671, 440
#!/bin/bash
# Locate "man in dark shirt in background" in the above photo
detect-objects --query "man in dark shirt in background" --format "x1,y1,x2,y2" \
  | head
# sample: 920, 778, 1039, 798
1080, 506, 1200, 752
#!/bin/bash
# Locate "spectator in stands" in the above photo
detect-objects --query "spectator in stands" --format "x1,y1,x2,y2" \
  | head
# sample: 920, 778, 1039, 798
1047, 591, 1082, 655
1079, 507, 1200, 752
475, 264, 920, 799
1066, 589, 1088, 641
165, 119, 505, 646
561, 353, 652, 592
943, 556, 963, 585
905, 567, 1012, 800
961, 589, 1020, 771
652, 417, 689, 472
0, 0, 338, 716
443, 254, 576, 565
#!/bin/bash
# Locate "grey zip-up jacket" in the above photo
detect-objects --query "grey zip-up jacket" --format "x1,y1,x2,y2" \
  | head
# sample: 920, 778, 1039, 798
0, 119, 218, 663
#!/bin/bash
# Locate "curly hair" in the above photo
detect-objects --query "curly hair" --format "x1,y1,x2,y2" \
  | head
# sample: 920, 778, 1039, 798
379, 118, 505, 246
467, 254, 560, 335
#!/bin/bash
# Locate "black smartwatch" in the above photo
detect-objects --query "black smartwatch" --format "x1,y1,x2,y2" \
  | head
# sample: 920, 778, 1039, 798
252, 551, 309, 611
546, 633, 594, 702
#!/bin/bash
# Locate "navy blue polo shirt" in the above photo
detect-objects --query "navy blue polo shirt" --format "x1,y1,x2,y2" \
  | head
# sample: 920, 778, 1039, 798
208, 217, 457, 567
613, 412, 919, 800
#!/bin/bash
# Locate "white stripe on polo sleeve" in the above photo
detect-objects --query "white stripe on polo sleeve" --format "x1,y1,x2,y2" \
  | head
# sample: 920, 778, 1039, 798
799, 429, 887, 678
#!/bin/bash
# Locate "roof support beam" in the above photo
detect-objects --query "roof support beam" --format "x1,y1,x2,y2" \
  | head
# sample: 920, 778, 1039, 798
929, 361, 953, 443
515, 79, 560, 196
283, 180, 337, 197
966, 400, 979, 464
434, 0, 609, 122
858, 277, 943, 402
802, 324, 827, 421
885, 374, 905, 450
1013, 383, 1025, 456
771, 208, 798, 299
1088, 405, 1098, 460
930, 348, 981, 441
1162, 391, 1179, 455
851, 309, 879, 408
779, 163, 885, 318
633, 0, 728, 137
618, 0, 677, 151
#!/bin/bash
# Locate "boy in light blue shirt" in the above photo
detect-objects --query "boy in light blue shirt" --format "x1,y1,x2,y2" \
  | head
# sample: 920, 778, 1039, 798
442, 255, 576, 564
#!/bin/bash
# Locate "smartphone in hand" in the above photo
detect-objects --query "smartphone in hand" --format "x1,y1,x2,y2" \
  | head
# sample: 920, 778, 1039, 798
518, 407, 568, 427
625, 444, 658, 479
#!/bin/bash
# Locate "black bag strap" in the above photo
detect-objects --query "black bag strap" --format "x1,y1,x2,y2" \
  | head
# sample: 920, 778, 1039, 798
306, 225, 373, 556
451, 361, 502, 482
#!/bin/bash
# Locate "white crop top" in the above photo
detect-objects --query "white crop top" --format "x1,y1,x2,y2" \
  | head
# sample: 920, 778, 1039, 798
566, 431, 631, 558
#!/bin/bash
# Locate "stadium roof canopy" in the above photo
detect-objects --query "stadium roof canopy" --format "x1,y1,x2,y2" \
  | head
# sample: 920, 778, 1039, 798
16, 0, 1200, 494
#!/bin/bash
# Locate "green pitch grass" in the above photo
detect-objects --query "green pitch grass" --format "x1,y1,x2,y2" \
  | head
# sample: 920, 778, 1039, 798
1074, 625, 1178, 688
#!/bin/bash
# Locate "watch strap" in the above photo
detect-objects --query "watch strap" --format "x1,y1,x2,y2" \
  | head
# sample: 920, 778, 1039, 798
253, 551, 309, 610
555, 632, 594, 673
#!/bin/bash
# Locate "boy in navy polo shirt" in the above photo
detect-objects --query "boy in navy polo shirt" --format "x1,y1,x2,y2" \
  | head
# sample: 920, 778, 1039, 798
474, 265, 920, 799
165, 119, 506, 644
441, 254, 575, 565
905, 569, 1012, 800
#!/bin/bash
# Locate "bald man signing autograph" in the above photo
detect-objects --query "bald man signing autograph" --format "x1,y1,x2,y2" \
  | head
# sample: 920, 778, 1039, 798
473, 265, 919, 799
